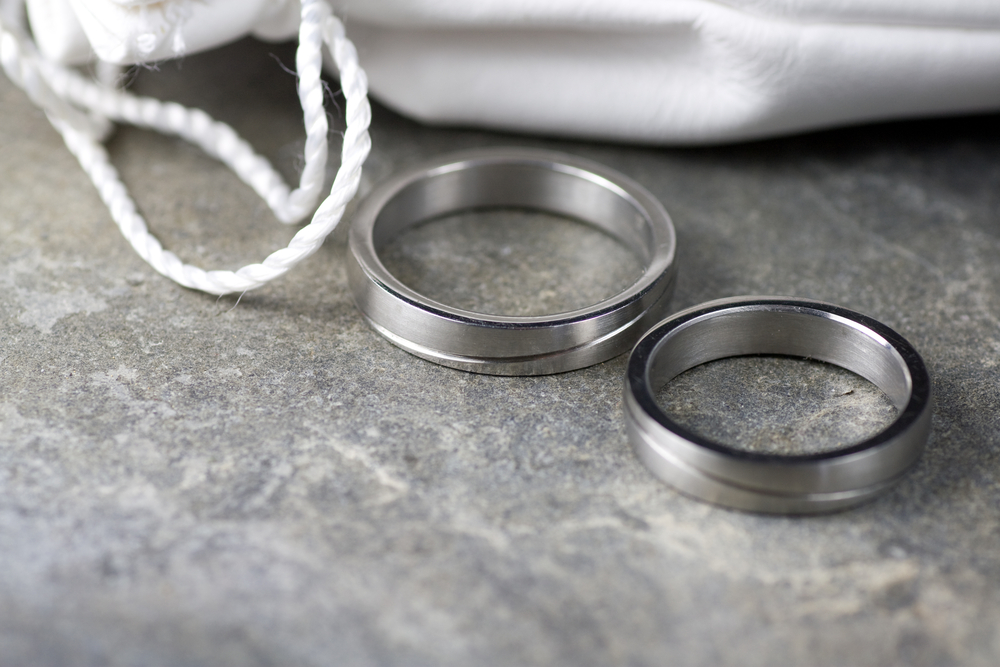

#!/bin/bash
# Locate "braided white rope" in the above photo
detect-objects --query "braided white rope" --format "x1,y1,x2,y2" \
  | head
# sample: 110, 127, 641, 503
0, 0, 371, 295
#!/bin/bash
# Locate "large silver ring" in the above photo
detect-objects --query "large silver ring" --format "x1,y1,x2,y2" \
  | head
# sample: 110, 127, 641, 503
624, 297, 932, 514
347, 148, 678, 375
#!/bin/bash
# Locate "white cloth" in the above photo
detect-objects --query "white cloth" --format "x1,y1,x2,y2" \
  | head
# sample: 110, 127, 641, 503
26, 0, 1000, 143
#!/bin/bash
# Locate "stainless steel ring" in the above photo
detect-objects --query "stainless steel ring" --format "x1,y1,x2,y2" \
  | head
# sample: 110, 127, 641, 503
347, 148, 678, 375
624, 297, 932, 514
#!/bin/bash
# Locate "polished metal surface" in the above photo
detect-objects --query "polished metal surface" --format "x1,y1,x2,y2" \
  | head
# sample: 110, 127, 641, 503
347, 148, 678, 375
624, 297, 932, 514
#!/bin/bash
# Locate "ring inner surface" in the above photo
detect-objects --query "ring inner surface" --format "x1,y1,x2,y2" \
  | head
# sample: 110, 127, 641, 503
372, 163, 655, 265
646, 309, 912, 453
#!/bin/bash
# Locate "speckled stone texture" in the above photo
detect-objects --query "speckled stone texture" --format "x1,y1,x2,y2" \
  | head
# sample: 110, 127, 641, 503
2, 37, 1000, 667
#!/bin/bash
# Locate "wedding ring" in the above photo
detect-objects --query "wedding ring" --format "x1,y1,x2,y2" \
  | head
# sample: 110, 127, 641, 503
624, 297, 932, 514
347, 148, 678, 375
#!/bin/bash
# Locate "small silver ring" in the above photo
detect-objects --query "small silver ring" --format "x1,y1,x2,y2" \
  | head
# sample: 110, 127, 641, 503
347, 148, 678, 375
624, 297, 932, 514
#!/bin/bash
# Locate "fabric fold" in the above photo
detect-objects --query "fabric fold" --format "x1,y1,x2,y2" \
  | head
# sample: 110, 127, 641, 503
25, 0, 1000, 143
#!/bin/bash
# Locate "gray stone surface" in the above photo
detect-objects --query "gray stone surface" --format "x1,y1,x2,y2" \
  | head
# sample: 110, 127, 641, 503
658, 356, 899, 455
3, 37, 1000, 667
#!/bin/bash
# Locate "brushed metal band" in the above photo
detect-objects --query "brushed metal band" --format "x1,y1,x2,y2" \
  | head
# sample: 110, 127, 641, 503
347, 148, 678, 375
624, 297, 932, 514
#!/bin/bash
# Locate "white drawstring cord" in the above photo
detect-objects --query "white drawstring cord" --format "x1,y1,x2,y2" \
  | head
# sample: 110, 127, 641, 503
0, 0, 371, 295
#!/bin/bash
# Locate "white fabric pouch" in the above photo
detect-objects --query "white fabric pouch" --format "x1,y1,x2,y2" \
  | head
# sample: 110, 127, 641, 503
26, 0, 1000, 143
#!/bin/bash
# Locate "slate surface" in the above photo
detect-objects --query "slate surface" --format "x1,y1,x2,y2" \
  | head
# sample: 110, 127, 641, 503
2, 37, 999, 667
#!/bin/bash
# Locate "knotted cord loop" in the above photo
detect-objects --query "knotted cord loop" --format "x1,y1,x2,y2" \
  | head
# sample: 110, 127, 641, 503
0, 0, 371, 295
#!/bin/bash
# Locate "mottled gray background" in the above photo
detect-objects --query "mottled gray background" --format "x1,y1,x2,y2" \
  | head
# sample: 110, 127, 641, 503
2, 37, 999, 667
